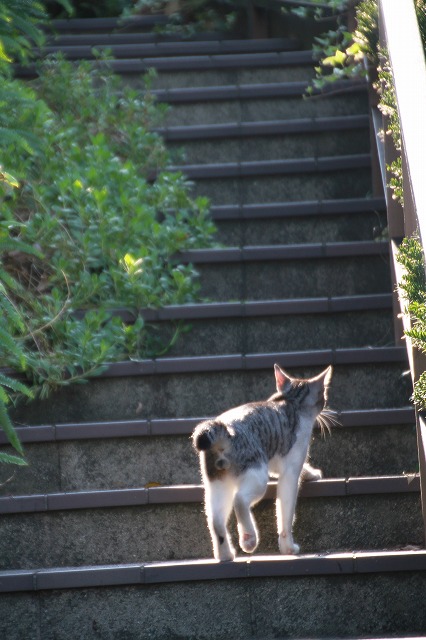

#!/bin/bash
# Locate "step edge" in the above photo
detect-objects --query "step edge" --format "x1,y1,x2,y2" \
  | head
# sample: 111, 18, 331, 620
0, 475, 419, 515
2, 406, 413, 445
157, 114, 370, 141
2, 549, 426, 593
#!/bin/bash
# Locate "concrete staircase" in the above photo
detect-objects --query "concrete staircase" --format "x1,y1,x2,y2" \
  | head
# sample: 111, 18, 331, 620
1, 14, 426, 639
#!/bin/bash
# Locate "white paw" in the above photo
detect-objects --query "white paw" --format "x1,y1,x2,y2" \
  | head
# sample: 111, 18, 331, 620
239, 530, 258, 554
216, 540, 236, 562
302, 464, 323, 482
278, 535, 300, 556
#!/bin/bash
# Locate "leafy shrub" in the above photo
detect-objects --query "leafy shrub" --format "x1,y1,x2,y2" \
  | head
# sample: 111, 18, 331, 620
1, 55, 215, 402
397, 238, 426, 408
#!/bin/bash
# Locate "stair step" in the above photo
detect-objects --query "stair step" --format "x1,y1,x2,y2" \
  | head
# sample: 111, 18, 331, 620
2, 548, 425, 589
210, 197, 386, 245
2, 551, 426, 639
175, 241, 389, 301
0, 407, 417, 494
158, 80, 369, 125
46, 16, 171, 34
16, 49, 316, 86
42, 37, 299, 59
9, 348, 410, 426
0, 477, 421, 569
165, 117, 370, 164
158, 78, 368, 126
116, 293, 394, 358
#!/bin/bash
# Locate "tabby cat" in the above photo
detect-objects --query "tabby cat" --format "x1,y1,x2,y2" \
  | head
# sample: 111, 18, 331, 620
192, 364, 335, 561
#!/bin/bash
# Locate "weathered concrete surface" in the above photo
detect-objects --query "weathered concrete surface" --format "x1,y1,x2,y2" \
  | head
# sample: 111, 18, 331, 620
2, 572, 426, 640
213, 210, 387, 246
194, 254, 390, 301
0, 492, 422, 570
164, 91, 369, 127
10, 362, 411, 426
0, 420, 417, 496
164, 310, 393, 357
190, 168, 372, 205
169, 129, 370, 165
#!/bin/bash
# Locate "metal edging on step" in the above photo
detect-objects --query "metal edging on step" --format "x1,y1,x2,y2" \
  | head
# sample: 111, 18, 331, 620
166, 152, 371, 181
2, 549, 426, 593
91, 344, 407, 378
172, 239, 388, 265
152, 79, 367, 104
42, 38, 299, 60
0, 406, 414, 446
209, 196, 385, 220
157, 114, 370, 141
0, 475, 420, 516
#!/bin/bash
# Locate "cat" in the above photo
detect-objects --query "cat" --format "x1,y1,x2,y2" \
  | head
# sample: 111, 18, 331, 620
192, 363, 336, 561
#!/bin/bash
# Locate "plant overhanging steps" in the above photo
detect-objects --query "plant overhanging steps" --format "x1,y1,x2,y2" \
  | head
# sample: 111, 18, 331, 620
2, 13, 425, 639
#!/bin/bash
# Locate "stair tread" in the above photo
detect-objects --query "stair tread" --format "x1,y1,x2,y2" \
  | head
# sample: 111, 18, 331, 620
42, 37, 300, 59
210, 196, 386, 220
0, 475, 420, 515
2, 548, 425, 593
0, 406, 415, 445
158, 114, 370, 140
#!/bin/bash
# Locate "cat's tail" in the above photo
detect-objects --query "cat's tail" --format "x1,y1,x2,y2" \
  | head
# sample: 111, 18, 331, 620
192, 419, 229, 451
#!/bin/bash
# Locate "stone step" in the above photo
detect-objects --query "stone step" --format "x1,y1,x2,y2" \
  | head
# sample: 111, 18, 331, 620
180, 153, 372, 204
0, 477, 422, 570
174, 240, 390, 301
2, 550, 426, 639
158, 80, 369, 126
42, 37, 299, 59
154, 301, 394, 358
163, 115, 371, 164
45, 15, 172, 34
9, 347, 410, 426
16, 50, 317, 87
0, 408, 417, 495
210, 197, 386, 245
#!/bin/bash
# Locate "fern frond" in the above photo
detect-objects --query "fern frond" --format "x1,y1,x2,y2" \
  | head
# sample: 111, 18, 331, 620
0, 372, 32, 398
0, 452, 27, 466
0, 399, 24, 455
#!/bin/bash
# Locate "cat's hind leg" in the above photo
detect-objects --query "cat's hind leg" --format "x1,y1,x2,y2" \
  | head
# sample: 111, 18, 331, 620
302, 461, 323, 482
234, 465, 268, 554
205, 475, 236, 561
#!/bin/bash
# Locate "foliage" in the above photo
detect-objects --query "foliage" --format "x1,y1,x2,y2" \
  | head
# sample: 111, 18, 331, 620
302, 0, 378, 94
45, 0, 129, 18
123, 0, 237, 37
0, 55, 215, 404
397, 238, 426, 409
0, 0, 47, 72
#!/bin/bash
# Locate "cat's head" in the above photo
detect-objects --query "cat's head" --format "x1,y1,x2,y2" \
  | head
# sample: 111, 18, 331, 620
273, 364, 335, 428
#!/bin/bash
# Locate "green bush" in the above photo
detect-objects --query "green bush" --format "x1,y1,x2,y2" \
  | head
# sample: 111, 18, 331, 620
1, 55, 215, 401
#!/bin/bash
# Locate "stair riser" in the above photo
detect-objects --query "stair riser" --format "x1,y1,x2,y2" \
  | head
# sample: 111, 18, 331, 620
0, 424, 417, 495
214, 211, 386, 245
169, 129, 370, 165
163, 92, 369, 126
10, 363, 411, 425
0, 493, 421, 570
194, 255, 390, 301
142, 66, 318, 90
3, 573, 426, 640
190, 168, 372, 204
158, 310, 394, 357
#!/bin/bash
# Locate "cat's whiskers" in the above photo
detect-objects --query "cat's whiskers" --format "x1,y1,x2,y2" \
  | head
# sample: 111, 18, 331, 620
316, 409, 340, 437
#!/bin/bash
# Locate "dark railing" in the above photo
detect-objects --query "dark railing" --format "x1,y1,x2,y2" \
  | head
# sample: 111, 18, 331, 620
374, 0, 426, 541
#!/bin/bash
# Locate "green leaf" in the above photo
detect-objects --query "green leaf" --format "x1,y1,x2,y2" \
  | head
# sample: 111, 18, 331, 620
0, 452, 27, 466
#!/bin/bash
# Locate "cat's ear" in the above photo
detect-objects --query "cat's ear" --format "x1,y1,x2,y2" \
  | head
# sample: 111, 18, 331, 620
310, 366, 333, 401
274, 364, 293, 393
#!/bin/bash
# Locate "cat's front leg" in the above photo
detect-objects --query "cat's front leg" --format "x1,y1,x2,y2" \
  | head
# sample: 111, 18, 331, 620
205, 477, 236, 561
